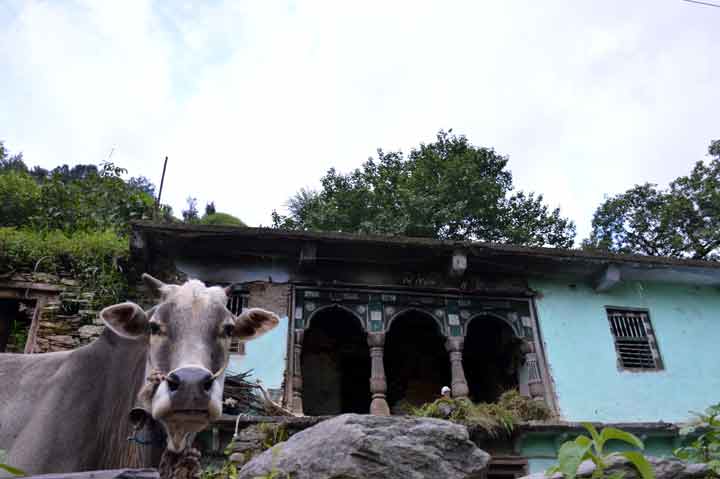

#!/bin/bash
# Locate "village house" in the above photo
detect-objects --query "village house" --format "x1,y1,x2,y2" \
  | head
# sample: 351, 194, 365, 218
4, 221, 718, 475
126, 221, 720, 474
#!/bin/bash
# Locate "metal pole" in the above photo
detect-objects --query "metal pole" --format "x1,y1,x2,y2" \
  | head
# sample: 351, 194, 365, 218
156, 156, 168, 212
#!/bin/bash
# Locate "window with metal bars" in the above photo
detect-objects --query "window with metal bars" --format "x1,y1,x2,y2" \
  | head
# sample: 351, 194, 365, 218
606, 308, 663, 371
227, 292, 247, 355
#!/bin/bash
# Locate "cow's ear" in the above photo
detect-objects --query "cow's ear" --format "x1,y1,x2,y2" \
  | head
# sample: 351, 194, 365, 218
101, 302, 149, 339
233, 308, 279, 340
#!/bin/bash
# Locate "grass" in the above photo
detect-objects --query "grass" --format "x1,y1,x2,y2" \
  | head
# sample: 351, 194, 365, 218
409, 390, 553, 437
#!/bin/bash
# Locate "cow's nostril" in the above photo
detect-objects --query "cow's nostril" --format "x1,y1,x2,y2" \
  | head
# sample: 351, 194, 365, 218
166, 373, 180, 392
203, 378, 214, 392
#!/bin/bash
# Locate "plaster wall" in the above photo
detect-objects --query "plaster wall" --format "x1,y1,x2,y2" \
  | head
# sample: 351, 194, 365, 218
531, 278, 720, 422
228, 315, 289, 390
175, 258, 291, 284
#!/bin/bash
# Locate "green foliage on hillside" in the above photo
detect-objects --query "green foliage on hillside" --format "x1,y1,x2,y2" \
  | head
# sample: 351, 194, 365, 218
0, 228, 128, 304
0, 141, 168, 305
0, 170, 41, 227
0, 159, 155, 233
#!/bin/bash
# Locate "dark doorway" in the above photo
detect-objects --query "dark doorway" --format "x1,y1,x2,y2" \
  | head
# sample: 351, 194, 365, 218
301, 307, 371, 415
463, 316, 522, 403
0, 298, 33, 353
385, 310, 450, 412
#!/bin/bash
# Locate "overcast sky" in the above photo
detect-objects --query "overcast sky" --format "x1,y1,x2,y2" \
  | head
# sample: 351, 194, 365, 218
1, 0, 718, 242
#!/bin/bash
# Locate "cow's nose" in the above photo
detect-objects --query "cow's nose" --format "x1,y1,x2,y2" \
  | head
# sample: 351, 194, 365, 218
166, 367, 214, 396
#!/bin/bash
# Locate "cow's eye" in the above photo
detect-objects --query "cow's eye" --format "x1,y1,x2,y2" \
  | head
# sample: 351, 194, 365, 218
149, 322, 161, 335
223, 323, 235, 337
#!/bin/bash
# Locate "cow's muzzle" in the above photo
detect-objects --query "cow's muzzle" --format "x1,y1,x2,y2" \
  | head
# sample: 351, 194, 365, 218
165, 366, 214, 412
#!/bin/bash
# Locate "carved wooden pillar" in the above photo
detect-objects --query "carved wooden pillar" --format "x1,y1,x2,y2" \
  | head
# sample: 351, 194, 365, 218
518, 340, 544, 401
367, 332, 390, 416
292, 329, 304, 414
445, 337, 470, 399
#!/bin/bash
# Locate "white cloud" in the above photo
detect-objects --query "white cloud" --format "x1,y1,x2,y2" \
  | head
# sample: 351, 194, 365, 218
1, 0, 718, 239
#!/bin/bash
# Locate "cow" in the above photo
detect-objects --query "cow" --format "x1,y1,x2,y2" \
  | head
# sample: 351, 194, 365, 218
0, 274, 279, 475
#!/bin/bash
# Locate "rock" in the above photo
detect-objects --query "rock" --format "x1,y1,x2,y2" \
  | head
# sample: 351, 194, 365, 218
521, 456, 709, 479
228, 424, 269, 465
238, 413, 489, 479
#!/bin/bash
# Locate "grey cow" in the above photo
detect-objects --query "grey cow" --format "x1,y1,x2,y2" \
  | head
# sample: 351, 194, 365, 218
0, 274, 278, 475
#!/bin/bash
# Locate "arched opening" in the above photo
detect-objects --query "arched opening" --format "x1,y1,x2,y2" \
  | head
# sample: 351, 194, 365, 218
385, 310, 450, 413
301, 307, 370, 415
463, 315, 522, 403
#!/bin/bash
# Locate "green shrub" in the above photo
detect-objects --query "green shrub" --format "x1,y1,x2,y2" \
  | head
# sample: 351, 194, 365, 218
498, 389, 553, 421
200, 212, 246, 227
409, 390, 552, 437
546, 423, 654, 479
258, 423, 289, 451
0, 227, 129, 305
675, 403, 720, 477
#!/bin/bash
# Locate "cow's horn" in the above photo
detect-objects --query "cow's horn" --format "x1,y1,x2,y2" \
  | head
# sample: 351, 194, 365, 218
142, 273, 166, 295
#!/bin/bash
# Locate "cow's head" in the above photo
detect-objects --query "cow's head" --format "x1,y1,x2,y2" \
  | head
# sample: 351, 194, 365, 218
100, 274, 279, 452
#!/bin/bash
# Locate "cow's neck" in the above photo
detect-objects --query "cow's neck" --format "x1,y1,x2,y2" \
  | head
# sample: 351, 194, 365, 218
81, 328, 149, 468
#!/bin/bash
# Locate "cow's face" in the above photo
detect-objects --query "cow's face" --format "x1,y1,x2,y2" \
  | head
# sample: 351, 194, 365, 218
100, 274, 279, 452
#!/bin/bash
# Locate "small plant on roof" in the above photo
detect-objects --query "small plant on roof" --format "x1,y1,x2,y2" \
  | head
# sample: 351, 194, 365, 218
545, 423, 654, 479
674, 402, 720, 477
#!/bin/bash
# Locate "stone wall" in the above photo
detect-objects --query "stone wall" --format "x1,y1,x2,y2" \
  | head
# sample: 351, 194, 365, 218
0, 272, 104, 353
245, 282, 291, 318
34, 286, 103, 352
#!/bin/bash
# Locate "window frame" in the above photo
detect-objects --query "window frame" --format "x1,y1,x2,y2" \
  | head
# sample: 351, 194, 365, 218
227, 289, 248, 356
605, 306, 664, 372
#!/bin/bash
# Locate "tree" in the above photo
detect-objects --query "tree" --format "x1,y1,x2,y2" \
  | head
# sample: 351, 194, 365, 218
32, 161, 155, 232
205, 201, 216, 216
182, 197, 199, 223
584, 139, 720, 260
127, 176, 156, 197
272, 130, 576, 247
0, 170, 40, 227
0, 141, 28, 174
1, 142, 158, 233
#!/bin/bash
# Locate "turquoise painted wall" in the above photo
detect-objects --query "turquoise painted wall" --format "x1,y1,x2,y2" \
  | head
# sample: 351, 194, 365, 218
228, 316, 289, 389
531, 279, 720, 422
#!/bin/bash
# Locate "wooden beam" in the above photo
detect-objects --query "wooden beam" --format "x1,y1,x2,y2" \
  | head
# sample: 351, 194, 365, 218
594, 264, 621, 292
24, 295, 47, 354
0, 281, 63, 292
449, 250, 467, 277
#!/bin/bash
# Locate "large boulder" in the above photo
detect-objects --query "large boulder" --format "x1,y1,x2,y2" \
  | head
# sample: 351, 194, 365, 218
521, 456, 709, 479
238, 413, 489, 479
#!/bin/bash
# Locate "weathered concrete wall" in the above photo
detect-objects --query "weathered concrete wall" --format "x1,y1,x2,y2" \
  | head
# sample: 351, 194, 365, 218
532, 278, 720, 422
